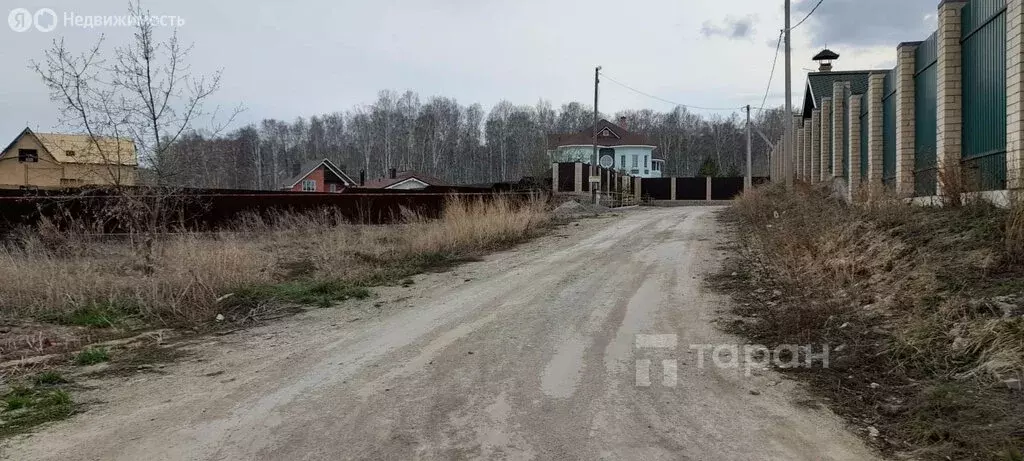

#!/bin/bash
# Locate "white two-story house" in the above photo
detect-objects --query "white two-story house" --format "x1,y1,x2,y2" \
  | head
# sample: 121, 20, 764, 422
547, 117, 664, 178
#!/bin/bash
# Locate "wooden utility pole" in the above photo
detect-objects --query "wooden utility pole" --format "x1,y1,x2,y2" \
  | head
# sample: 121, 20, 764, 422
745, 104, 752, 191
784, 0, 794, 188
592, 66, 602, 205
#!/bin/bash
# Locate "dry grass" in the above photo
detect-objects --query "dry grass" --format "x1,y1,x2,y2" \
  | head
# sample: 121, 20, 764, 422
722, 183, 1024, 460
0, 195, 550, 328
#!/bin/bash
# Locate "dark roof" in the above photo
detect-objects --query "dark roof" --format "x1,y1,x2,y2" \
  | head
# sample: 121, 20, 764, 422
361, 171, 448, 189
802, 70, 880, 119
283, 158, 355, 188
812, 49, 840, 61
547, 119, 655, 148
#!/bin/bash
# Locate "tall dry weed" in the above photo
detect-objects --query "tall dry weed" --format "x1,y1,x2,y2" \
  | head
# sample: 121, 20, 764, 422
0, 195, 550, 326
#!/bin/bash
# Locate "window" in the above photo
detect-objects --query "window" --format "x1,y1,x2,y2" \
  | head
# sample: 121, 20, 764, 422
65, 150, 75, 157
632, 155, 638, 168
329, 183, 337, 193
644, 155, 648, 169
18, 149, 38, 163
301, 179, 316, 191
620, 155, 625, 167
653, 162, 661, 172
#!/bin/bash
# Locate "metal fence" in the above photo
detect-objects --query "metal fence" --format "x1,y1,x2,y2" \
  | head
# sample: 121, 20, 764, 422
0, 187, 545, 234
842, 85, 851, 182
882, 69, 898, 186
860, 93, 869, 182
915, 33, 939, 196
961, 0, 1008, 191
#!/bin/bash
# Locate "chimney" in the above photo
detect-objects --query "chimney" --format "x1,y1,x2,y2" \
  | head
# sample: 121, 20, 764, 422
618, 116, 628, 130
812, 48, 840, 72
359, 170, 365, 186
389, 168, 397, 179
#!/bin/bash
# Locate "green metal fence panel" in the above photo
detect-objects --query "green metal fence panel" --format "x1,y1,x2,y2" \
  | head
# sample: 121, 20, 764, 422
882, 69, 897, 186
915, 33, 938, 196
843, 85, 850, 183
860, 93, 868, 182
962, 0, 1007, 190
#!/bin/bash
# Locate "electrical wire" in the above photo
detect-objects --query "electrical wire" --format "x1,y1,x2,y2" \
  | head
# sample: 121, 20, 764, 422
790, 0, 825, 31
758, 30, 784, 113
598, 72, 743, 112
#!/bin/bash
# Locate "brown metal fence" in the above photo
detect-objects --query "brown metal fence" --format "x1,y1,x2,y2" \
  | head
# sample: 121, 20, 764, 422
0, 186, 545, 235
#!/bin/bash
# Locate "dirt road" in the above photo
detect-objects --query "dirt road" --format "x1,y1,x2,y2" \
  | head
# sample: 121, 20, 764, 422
4, 207, 879, 461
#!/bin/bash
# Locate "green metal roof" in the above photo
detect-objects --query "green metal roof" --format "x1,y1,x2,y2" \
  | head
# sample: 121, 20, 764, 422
801, 70, 882, 119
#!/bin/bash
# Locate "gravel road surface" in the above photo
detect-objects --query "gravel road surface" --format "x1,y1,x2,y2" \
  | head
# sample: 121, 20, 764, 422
3, 207, 879, 461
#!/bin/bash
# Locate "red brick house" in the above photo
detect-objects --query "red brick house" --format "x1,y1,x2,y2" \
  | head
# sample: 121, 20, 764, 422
282, 159, 355, 192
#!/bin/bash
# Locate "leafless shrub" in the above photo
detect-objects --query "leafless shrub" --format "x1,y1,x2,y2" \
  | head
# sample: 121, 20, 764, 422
938, 163, 968, 208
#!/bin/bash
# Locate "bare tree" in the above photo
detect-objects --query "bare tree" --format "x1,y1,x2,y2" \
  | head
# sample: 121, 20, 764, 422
33, 0, 241, 186
32, 0, 241, 271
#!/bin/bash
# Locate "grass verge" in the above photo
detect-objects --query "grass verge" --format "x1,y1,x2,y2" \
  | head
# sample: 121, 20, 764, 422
718, 183, 1024, 461
0, 382, 74, 437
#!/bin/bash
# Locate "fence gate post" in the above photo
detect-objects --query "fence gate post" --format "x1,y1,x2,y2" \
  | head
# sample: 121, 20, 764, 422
551, 163, 559, 193
705, 177, 712, 201
574, 162, 583, 194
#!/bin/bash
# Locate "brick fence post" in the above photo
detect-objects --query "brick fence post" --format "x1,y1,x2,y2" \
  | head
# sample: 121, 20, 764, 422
832, 82, 848, 179
937, 0, 967, 196
551, 163, 559, 193
820, 97, 833, 181
803, 116, 813, 181
867, 73, 886, 192
796, 126, 805, 181
574, 162, 583, 193
810, 109, 821, 183
706, 176, 712, 200
849, 94, 863, 202
670, 176, 677, 200
896, 42, 920, 196
1008, 0, 1024, 190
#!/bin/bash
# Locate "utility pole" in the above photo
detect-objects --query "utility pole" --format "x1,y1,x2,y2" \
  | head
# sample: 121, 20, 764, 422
745, 105, 752, 191
592, 66, 602, 205
783, 0, 794, 188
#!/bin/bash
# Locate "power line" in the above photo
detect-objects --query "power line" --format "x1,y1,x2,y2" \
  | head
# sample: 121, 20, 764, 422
598, 72, 742, 112
758, 30, 784, 113
755, 0, 824, 113
790, 0, 824, 31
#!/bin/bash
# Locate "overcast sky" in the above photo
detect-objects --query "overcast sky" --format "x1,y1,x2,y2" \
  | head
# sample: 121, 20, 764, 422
1, 0, 937, 141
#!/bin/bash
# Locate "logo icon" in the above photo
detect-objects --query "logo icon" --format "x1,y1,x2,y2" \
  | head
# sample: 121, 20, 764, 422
33, 8, 56, 32
8, 8, 32, 32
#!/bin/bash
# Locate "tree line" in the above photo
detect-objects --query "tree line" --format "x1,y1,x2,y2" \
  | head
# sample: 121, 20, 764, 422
31, 2, 787, 191
159, 92, 788, 190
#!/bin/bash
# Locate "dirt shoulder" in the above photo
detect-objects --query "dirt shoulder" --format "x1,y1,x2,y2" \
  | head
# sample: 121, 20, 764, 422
713, 185, 1024, 461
